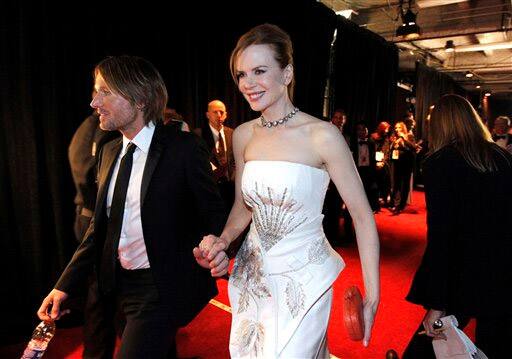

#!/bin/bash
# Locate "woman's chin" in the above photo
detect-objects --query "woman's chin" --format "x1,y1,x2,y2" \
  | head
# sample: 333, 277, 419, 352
247, 101, 266, 113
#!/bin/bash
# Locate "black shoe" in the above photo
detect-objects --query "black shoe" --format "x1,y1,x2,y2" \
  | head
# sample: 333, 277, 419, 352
391, 207, 401, 215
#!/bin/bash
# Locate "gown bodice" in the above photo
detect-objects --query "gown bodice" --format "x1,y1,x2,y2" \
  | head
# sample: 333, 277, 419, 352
229, 160, 345, 358
241, 160, 330, 254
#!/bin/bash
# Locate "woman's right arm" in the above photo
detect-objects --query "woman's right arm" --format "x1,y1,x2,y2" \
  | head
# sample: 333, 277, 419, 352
218, 123, 254, 245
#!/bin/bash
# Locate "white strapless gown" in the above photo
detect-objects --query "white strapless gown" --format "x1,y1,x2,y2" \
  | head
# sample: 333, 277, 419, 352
228, 161, 345, 358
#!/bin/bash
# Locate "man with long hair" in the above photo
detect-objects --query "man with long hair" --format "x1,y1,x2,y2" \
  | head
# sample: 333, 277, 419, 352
38, 56, 225, 357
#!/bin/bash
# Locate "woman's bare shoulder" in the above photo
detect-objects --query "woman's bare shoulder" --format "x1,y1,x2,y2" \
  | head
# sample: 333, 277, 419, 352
305, 116, 342, 142
234, 118, 259, 142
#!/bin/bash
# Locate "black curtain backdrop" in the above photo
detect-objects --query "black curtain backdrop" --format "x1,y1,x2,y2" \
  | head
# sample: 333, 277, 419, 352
467, 94, 512, 127
331, 16, 398, 136
0, 0, 337, 341
415, 62, 466, 140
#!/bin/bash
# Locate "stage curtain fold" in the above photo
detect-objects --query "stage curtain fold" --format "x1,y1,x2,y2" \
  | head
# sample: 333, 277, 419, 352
331, 16, 398, 135
415, 62, 466, 140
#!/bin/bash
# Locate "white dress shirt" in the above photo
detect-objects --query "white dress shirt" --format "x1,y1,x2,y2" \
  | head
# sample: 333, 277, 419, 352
107, 122, 155, 269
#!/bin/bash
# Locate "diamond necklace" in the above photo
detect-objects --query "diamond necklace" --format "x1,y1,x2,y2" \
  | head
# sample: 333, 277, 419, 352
260, 107, 299, 128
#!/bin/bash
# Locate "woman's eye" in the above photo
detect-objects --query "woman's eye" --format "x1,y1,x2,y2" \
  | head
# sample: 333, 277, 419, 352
255, 69, 266, 75
236, 72, 245, 80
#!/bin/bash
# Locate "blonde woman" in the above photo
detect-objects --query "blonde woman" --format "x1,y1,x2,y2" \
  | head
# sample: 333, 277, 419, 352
404, 94, 512, 358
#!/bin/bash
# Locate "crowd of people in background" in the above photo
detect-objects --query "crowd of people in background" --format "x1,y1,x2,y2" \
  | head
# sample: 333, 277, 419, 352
321, 104, 511, 249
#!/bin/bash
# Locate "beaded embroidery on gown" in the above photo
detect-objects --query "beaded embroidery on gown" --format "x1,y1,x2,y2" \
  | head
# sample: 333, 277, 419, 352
228, 160, 345, 358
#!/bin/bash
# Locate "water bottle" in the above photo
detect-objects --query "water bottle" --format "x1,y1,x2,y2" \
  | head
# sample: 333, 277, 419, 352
20, 320, 56, 358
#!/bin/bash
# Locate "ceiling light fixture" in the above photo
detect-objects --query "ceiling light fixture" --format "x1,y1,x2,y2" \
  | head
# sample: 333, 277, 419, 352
417, 0, 467, 8
452, 41, 512, 53
475, 85, 481, 89
465, 71, 474, 78
444, 40, 455, 52
484, 92, 491, 97
396, 0, 421, 40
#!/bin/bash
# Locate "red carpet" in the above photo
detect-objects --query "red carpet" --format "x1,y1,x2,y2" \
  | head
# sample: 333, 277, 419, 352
1, 190, 475, 358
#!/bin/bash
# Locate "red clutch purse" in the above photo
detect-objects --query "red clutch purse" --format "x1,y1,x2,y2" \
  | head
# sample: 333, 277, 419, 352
343, 285, 364, 341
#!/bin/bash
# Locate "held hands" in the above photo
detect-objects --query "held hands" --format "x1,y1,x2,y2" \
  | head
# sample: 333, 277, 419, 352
37, 289, 70, 321
193, 234, 230, 277
362, 297, 379, 347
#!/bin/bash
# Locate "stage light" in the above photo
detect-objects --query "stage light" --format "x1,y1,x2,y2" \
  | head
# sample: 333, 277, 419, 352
396, 8, 421, 40
444, 40, 455, 53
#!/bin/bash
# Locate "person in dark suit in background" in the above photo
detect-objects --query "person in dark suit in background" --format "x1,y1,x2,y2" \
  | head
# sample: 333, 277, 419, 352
371, 121, 391, 208
351, 122, 378, 212
69, 104, 120, 244
403, 94, 512, 359
38, 55, 226, 358
194, 100, 235, 208
323, 109, 356, 246
330, 108, 350, 143
163, 107, 190, 132
68, 104, 120, 358
492, 115, 512, 154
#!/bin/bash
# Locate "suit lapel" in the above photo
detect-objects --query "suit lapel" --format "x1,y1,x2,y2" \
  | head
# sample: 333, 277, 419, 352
95, 139, 123, 220
141, 123, 165, 205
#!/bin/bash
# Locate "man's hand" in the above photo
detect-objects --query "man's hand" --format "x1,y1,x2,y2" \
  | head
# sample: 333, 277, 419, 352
37, 289, 70, 321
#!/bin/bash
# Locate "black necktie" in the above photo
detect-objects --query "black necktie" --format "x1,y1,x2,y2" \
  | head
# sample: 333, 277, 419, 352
100, 142, 136, 293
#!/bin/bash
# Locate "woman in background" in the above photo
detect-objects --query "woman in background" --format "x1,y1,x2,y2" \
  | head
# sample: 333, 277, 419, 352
403, 94, 512, 358
389, 121, 417, 214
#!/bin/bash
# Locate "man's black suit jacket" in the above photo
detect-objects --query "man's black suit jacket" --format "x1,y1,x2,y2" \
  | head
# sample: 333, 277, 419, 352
194, 124, 235, 182
56, 122, 226, 326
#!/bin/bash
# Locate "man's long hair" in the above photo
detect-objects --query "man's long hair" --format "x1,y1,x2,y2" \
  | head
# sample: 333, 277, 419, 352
94, 55, 168, 125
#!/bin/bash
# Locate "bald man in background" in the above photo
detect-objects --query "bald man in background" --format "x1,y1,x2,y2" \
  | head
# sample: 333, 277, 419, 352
195, 100, 235, 209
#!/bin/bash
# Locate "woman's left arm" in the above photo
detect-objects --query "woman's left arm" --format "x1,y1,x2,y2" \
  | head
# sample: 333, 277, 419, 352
314, 123, 380, 346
